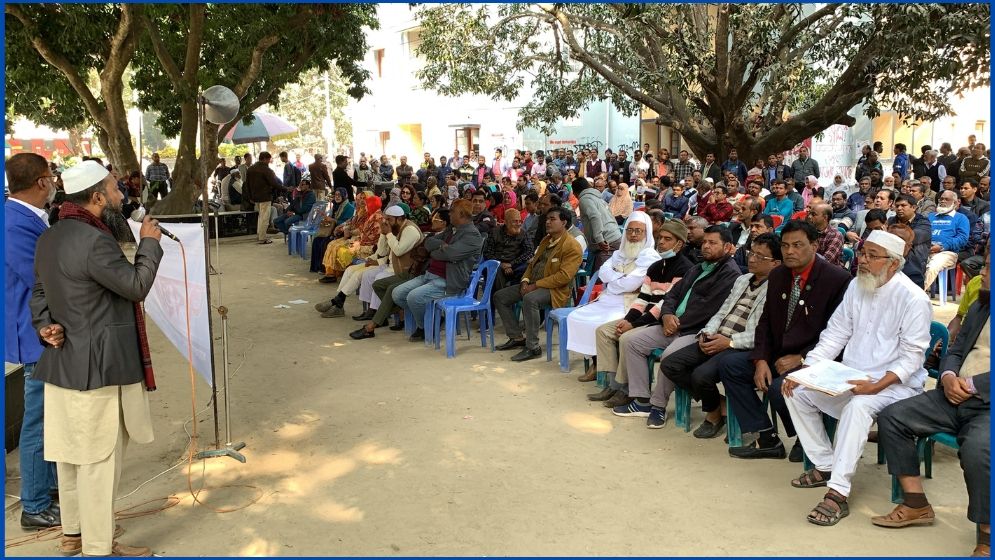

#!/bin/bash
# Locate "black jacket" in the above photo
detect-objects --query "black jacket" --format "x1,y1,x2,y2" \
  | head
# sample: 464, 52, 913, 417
658, 256, 742, 336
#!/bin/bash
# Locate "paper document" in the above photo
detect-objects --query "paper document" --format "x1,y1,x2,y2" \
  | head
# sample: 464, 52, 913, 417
288, 299, 309, 305
787, 361, 872, 397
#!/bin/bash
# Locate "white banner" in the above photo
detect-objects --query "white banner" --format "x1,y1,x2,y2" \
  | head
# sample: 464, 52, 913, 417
128, 220, 213, 387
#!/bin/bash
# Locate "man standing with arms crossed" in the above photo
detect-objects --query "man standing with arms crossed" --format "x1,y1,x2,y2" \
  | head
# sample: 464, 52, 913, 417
31, 160, 162, 557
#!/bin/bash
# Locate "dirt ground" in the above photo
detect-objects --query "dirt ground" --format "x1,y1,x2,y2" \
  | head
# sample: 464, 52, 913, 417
5, 236, 974, 556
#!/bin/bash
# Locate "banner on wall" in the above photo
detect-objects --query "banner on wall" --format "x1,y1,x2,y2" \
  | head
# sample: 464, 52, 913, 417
128, 220, 213, 387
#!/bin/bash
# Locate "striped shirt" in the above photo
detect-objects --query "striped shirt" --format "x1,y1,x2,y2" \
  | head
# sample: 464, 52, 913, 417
145, 162, 170, 182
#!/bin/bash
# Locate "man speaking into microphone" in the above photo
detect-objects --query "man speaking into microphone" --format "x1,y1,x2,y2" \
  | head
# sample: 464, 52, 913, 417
30, 160, 162, 557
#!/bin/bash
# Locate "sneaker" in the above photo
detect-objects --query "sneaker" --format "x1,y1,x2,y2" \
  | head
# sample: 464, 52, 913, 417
612, 400, 652, 417
788, 439, 805, 463
646, 407, 668, 428
321, 306, 344, 318
315, 300, 336, 313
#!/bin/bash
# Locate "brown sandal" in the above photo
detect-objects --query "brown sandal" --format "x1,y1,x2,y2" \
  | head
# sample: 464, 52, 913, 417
807, 491, 849, 526
791, 468, 831, 488
870, 503, 935, 528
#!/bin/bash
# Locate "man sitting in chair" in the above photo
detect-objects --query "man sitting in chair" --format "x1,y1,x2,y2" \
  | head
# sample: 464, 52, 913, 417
482, 208, 534, 291
873, 246, 989, 557
493, 206, 583, 362
660, 233, 781, 436
782, 230, 931, 527
274, 179, 316, 234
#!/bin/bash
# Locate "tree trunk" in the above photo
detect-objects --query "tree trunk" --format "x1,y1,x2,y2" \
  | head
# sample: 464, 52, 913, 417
150, 100, 201, 215
100, 73, 140, 174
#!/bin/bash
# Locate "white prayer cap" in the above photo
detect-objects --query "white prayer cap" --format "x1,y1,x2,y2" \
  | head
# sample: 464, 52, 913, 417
806, 175, 817, 183
384, 205, 405, 217
865, 230, 906, 257
62, 161, 110, 195
704, 178, 714, 184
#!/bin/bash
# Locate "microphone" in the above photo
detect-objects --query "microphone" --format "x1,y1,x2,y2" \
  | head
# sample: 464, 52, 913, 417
130, 207, 181, 242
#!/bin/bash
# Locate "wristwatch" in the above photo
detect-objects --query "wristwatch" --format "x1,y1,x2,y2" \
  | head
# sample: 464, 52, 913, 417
728, 338, 736, 349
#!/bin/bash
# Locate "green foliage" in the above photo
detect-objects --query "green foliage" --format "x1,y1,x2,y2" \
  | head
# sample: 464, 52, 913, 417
131, 3, 377, 140
415, 3, 990, 159
266, 66, 354, 152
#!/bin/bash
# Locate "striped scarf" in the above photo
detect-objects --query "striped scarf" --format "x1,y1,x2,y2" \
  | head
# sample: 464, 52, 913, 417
58, 202, 157, 391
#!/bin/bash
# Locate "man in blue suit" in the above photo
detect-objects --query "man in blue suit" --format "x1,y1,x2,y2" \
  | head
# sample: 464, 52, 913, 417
5, 152, 61, 530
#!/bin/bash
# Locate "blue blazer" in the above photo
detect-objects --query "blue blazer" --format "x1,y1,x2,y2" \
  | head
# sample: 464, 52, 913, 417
5, 199, 48, 364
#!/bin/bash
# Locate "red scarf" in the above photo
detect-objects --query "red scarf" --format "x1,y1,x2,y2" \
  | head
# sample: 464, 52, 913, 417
58, 202, 157, 391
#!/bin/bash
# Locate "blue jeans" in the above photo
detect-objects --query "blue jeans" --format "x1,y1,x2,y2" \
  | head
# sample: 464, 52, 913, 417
274, 213, 302, 234
392, 272, 448, 329
20, 363, 57, 513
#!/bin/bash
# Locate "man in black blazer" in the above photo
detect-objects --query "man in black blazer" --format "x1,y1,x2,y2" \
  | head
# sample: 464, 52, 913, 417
873, 250, 990, 557
721, 220, 852, 460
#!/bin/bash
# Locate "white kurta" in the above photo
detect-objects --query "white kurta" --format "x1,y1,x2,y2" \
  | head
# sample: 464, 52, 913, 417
786, 271, 932, 496
565, 251, 660, 356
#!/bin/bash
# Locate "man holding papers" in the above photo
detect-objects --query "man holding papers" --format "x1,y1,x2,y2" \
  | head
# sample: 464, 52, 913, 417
782, 229, 932, 527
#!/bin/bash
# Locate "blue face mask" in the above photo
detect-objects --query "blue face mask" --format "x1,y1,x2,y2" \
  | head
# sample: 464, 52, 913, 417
659, 249, 677, 259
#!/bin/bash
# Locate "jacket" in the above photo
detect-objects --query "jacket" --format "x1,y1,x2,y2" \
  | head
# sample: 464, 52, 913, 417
658, 256, 742, 336
578, 189, 622, 246
424, 222, 484, 295
308, 162, 332, 192
792, 156, 820, 179
246, 161, 284, 203
379, 221, 423, 275
522, 232, 583, 308
5, 200, 48, 364
888, 213, 931, 287
700, 273, 769, 349
750, 257, 851, 364
30, 219, 163, 390
940, 299, 991, 394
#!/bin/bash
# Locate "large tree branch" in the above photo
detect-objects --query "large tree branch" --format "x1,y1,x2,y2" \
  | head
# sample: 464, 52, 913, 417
6, 4, 107, 124
713, 5, 731, 95
101, 4, 140, 83
140, 11, 184, 88
182, 5, 206, 88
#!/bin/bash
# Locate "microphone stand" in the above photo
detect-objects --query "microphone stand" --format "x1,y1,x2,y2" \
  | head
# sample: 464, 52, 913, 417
193, 94, 246, 464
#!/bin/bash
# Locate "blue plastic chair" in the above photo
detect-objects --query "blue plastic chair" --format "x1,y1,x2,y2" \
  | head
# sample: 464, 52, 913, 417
645, 347, 692, 431
934, 266, 958, 303
841, 247, 854, 271
288, 202, 328, 258
545, 270, 600, 372
431, 260, 501, 358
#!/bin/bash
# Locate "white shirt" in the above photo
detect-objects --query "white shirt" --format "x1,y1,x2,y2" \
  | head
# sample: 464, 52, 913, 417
10, 197, 49, 226
804, 272, 931, 387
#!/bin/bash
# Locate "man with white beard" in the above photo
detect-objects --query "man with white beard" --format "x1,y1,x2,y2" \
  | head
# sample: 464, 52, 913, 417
782, 230, 931, 527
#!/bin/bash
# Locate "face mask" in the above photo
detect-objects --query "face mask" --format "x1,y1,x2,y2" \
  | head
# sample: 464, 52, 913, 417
659, 249, 677, 259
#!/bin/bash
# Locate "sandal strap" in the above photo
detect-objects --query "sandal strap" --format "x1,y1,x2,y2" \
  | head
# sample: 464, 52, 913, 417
812, 503, 841, 519
823, 491, 847, 505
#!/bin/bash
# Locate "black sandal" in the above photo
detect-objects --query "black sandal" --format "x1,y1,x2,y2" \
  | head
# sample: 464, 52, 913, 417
791, 468, 831, 488
807, 491, 849, 526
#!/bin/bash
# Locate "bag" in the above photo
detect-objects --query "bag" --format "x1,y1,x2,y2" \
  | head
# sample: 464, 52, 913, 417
407, 238, 431, 276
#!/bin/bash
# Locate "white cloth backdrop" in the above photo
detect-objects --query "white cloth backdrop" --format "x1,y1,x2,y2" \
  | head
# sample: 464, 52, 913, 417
128, 220, 213, 386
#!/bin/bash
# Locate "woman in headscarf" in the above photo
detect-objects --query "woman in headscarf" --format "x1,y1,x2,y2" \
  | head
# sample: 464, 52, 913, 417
608, 182, 634, 224
319, 192, 383, 282
399, 184, 416, 207
310, 189, 356, 273
493, 190, 517, 224
564, 212, 660, 365
330, 187, 355, 226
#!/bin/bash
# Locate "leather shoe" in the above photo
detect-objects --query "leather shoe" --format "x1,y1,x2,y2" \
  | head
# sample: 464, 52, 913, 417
496, 338, 526, 351
352, 310, 375, 321
693, 416, 727, 439
21, 506, 60, 530
729, 440, 787, 460
577, 364, 598, 382
409, 328, 425, 342
318, 276, 336, 284
604, 391, 633, 408
82, 541, 151, 557
510, 347, 542, 362
870, 503, 936, 528
61, 526, 125, 556
788, 439, 804, 463
587, 387, 616, 401
349, 327, 375, 340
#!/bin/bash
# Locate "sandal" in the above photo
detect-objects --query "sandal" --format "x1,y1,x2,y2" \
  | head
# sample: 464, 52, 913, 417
870, 503, 935, 528
807, 491, 849, 526
791, 468, 831, 488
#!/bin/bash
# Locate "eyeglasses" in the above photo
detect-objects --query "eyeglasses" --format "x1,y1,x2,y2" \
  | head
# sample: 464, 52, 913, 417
746, 250, 777, 262
856, 250, 891, 261
624, 228, 646, 235
36, 174, 56, 183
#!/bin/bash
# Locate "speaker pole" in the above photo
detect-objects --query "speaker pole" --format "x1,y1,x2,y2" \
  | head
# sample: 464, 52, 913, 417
194, 93, 245, 464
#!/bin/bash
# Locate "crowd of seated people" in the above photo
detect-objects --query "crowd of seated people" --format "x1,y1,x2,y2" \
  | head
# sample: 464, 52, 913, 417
291, 142, 988, 553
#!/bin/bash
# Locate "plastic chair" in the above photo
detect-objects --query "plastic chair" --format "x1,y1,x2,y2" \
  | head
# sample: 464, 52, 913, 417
770, 214, 784, 229
841, 247, 854, 271
790, 210, 807, 221
726, 391, 771, 448
431, 260, 501, 358
662, 212, 674, 220
837, 225, 848, 239
934, 266, 958, 303
545, 270, 600, 372
645, 348, 692, 431
288, 202, 328, 258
